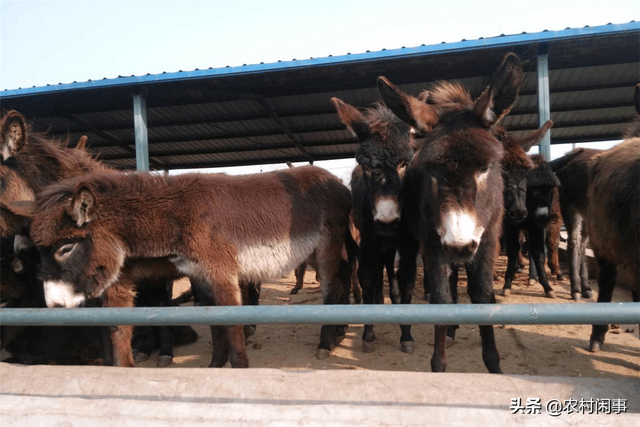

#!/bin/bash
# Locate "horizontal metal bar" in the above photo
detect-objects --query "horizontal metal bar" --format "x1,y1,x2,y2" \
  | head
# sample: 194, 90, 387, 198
1, 303, 638, 327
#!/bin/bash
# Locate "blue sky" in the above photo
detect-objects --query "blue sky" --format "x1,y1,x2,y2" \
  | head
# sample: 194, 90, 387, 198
1, 0, 637, 179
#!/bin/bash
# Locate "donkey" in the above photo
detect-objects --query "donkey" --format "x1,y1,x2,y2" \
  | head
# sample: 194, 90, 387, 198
502, 154, 560, 298
0, 110, 196, 367
586, 87, 640, 352
331, 98, 416, 353
378, 52, 524, 373
22, 165, 354, 367
550, 148, 600, 300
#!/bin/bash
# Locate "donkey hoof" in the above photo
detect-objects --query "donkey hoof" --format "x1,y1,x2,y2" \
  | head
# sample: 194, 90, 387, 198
316, 348, 331, 360
589, 340, 603, 352
528, 279, 537, 287
400, 341, 414, 354
571, 292, 582, 301
445, 336, 456, 348
546, 290, 556, 299
134, 352, 150, 364
501, 288, 511, 297
363, 340, 376, 353
157, 355, 173, 367
556, 274, 564, 281
290, 289, 299, 295
583, 290, 593, 299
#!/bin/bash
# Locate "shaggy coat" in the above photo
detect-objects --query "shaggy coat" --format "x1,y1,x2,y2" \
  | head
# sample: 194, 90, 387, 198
332, 99, 415, 354
587, 137, 640, 351
550, 148, 601, 300
27, 166, 354, 367
378, 52, 524, 373
0, 110, 198, 367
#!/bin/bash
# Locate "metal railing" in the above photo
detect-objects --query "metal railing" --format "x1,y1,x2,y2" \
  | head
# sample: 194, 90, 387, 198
1, 302, 638, 326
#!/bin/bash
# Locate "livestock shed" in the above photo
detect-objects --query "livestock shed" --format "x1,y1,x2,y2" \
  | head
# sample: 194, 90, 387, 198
1, 21, 638, 172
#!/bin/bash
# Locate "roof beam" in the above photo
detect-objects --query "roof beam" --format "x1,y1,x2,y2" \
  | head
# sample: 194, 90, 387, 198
250, 95, 314, 164
99, 137, 357, 161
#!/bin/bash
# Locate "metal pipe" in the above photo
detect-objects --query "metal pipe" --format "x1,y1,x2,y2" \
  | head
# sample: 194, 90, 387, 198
1, 303, 638, 326
133, 94, 149, 171
536, 51, 552, 160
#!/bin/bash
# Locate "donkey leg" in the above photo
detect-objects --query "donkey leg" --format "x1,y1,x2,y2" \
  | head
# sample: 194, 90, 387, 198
396, 234, 419, 353
358, 246, 384, 353
566, 217, 584, 300
529, 227, 555, 298
466, 242, 502, 374
589, 259, 617, 352
428, 260, 453, 372
102, 279, 135, 367
446, 266, 460, 347
291, 262, 306, 295
502, 226, 521, 296
579, 233, 593, 299
195, 269, 248, 368
317, 257, 352, 359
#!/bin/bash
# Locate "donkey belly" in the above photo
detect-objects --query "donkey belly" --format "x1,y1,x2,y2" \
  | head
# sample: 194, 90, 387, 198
237, 233, 321, 283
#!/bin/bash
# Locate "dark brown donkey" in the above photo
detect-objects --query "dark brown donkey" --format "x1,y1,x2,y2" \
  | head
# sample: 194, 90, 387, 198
586, 87, 640, 352
25, 166, 354, 367
550, 147, 600, 300
0, 110, 195, 367
378, 52, 524, 373
331, 99, 416, 354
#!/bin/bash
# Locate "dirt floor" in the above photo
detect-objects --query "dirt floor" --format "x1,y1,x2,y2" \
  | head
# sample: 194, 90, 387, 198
136, 254, 640, 380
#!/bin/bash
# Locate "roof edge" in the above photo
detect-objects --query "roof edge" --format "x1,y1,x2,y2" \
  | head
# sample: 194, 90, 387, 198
2, 21, 638, 99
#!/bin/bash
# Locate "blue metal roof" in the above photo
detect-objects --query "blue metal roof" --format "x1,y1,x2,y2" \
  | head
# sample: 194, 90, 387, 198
3, 21, 637, 97
1, 21, 638, 171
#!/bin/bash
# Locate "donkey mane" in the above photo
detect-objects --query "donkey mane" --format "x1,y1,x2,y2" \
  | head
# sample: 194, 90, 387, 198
527, 155, 560, 187
427, 81, 473, 114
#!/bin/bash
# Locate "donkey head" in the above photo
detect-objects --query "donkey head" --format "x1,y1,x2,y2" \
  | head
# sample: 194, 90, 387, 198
379, 53, 523, 260
331, 98, 414, 234
495, 120, 553, 224
25, 179, 127, 308
526, 155, 560, 228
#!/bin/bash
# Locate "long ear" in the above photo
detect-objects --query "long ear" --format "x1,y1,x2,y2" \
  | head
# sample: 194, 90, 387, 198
0, 200, 35, 237
0, 110, 28, 160
330, 97, 370, 141
473, 53, 523, 128
67, 186, 98, 227
517, 120, 554, 152
377, 76, 438, 132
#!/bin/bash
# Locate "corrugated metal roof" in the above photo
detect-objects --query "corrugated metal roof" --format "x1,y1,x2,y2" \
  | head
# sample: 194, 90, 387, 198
1, 21, 638, 171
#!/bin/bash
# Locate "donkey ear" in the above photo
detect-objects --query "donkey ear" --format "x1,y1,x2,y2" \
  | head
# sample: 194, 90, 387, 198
517, 120, 554, 152
473, 53, 523, 128
0, 110, 28, 160
377, 76, 438, 132
330, 97, 370, 141
67, 186, 98, 227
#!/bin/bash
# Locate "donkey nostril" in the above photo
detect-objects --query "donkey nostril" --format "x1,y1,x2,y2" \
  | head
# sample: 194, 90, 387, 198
468, 240, 478, 252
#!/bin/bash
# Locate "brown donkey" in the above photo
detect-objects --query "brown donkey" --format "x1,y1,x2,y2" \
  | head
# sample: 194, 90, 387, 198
378, 52, 524, 373
586, 88, 640, 352
24, 166, 354, 367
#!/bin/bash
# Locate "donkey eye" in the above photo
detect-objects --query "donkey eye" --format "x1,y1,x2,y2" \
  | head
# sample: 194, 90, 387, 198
480, 164, 491, 174
55, 243, 77, 261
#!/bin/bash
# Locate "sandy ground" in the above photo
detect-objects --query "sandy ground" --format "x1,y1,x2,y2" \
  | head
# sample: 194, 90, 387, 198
136, 254, 640, 379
